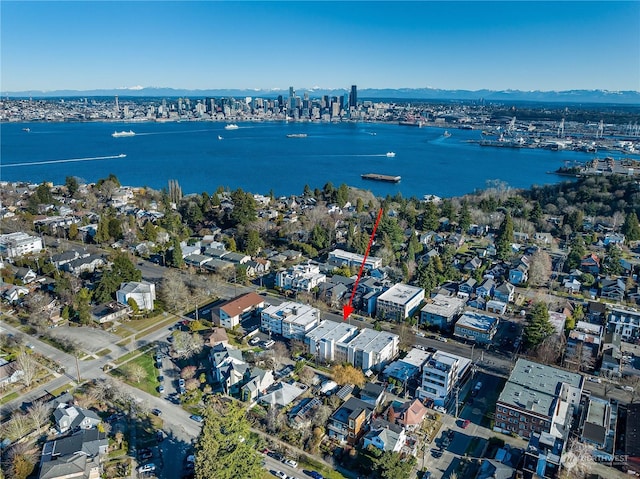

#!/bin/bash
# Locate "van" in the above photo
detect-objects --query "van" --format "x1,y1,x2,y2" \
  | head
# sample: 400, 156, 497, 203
263, 340, 275, 349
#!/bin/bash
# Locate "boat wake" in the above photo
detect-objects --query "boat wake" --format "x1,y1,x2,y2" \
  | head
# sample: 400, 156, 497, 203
2, 154, 127, 168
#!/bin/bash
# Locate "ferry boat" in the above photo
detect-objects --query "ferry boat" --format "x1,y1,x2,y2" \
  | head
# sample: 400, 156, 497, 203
386, 152, 396, 158
112, 130, 135, 138
286, 133, 308, 138
224, 124, 239, 130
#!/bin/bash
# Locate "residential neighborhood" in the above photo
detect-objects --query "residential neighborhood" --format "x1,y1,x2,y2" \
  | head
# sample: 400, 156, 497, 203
1, 170, 640, 479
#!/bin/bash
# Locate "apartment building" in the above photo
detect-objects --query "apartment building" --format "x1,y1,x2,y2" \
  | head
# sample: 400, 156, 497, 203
376, 283, 425, 321
0, 232, 43, 258
340, 328, 399, 372
607, 306, 640, 343
495, 359, 583, 439
260, 301, 320, 340
217, 292, 266, 329
416, 350, 471, 407
420, 293, 465, 329
328, 248, 382, 271
305, 320, 359, 363
275, 262, 326, 293
454, 311, 499, 344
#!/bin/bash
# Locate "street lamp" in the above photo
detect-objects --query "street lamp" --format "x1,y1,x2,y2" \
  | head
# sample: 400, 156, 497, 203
471, 343, 476, 363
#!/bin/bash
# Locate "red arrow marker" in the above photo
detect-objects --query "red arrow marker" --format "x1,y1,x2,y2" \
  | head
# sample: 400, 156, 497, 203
343, 207, 384, 320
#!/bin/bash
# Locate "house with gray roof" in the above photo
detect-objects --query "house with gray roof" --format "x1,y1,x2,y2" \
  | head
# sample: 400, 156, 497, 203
53, 404, 101, 434
39, 429, 107, 479
362, 418, 406, 453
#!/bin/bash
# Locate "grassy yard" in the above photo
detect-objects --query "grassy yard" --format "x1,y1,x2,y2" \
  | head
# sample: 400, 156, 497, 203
0, 391, 19, 405
112, 344, 155, 366
49, 382, 74, 397
96, 348, 111, 357
111, 352, 160, 397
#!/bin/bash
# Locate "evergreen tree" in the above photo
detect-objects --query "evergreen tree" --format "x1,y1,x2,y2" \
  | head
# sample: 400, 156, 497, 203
336, 183, 349, 207
529, 201, 543, 222
75, 288, 92, 325
496, 212, 515, 260
603, 244, 623, 276
440, 198, 455, 221
458, 201, 472, 232
68, 223, 79, 240
65, 176, 79, 197
244, 229, 264, 256
415, 261, 437, 293
168, 238, 184, 268
566, 236, 587, 271
229, 189, 257, 226
94, 252, 142, 303
194, 400, 263, 479
356, 197, 364, 213
623, 211, 640, 241
421, 201, 439, 231
523, 302, 555, 350
94, 215, 111, 244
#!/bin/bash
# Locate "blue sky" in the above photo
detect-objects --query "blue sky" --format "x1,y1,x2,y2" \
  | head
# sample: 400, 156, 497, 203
1, 1, 638, 92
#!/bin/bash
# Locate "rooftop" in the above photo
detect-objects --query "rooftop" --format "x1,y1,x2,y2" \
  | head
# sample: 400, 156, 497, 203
456, 311, 499, 332
377, 283, 424, 305
306, 319, 358, 343
420, 293, 465, 317
346, 328, 398, 353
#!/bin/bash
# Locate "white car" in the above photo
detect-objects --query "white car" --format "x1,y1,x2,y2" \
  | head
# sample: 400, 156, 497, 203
275, 471, 288, 479
437, 337, 448, 343
283, 459, 298, 468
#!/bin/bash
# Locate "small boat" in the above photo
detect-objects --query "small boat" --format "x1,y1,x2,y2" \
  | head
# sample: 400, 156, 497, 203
112, 130, 135, 138
22, 127, 31, 133
286, 133, 308, 138
218, 135, 223, 140
117, 153, 127, 158
362, 173, 401, 183
224, 124, 239, 130
386, 152, 396, 158
443, 131, 451, 138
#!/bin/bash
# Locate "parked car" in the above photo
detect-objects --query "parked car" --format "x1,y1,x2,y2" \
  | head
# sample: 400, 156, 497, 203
179, 378, 186, 387
307, 472, 324, 479
461, 419, 470, 429
138, 448, 153, 460
283, 459, 297, 468
437, 337, 448, 343
190, 414, 204, 423
151, 408, 162, 416
158, 385, 165, 394
275, 472, 287, 479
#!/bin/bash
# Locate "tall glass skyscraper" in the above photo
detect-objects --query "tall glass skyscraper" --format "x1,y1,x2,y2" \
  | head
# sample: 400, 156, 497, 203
349, 85, 357, 108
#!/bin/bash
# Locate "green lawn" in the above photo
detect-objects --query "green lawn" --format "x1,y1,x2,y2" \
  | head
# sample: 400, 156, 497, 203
112, 352, 160, 396
96, 348, 111, 357
0, 391, 19, 405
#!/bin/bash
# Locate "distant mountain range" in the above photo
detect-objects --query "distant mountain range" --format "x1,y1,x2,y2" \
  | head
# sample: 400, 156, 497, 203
3, 87, 640, 104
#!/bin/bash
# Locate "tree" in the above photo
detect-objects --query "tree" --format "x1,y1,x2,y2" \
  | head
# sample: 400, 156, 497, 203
181, 365, 197, 379
496, 212, 514, 260
332, 363, 365, 388
374, 450, 416, 479
74, 288, 92, 325
270, 341, 289, 370
536, 334, 566, 366
457, 201, 472, 232
336, 183, 349, 207
124, 363, 146, 384
16, 351, 38, 388
65, 176, 79, 197
566, 236, 586, 271
229, 188, 257, 226
523, 302, 555, 350
68, 222, 79, 240
194, 399, 263, 479
94, 251, 141, 304
172, 331, 204, 359
5, 442, 38, 479
622, 211, 640, 241
26, 402, 51, 436
168, 237, 184, 268
528, 249, 552, 287
603, 244, 623, 276
298, 366, 315, 386
244, 229, 263, 256
160, 269, 189, 312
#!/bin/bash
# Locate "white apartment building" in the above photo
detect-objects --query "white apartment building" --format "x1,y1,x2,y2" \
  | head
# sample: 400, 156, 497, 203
376, 283, 425, 321
275, 263, 326, 292
607, 306, 640, 343
328, 249, 382, 271
0, 232, 43, 258
417, 351, 471, 406
261, 302, 320, 340
116, 281, 156, 311
339, 328, 400, 372
305, 320, 359, 363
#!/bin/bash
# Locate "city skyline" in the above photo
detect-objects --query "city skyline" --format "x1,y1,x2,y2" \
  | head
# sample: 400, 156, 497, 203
1, 1, 639, 93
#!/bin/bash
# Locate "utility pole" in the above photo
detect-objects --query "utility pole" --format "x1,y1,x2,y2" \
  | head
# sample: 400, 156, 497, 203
455, 387, 459, 419
75, 354, 81, 384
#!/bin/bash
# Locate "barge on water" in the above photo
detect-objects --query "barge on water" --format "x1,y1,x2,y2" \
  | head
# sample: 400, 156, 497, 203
361, 173, 401, 183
